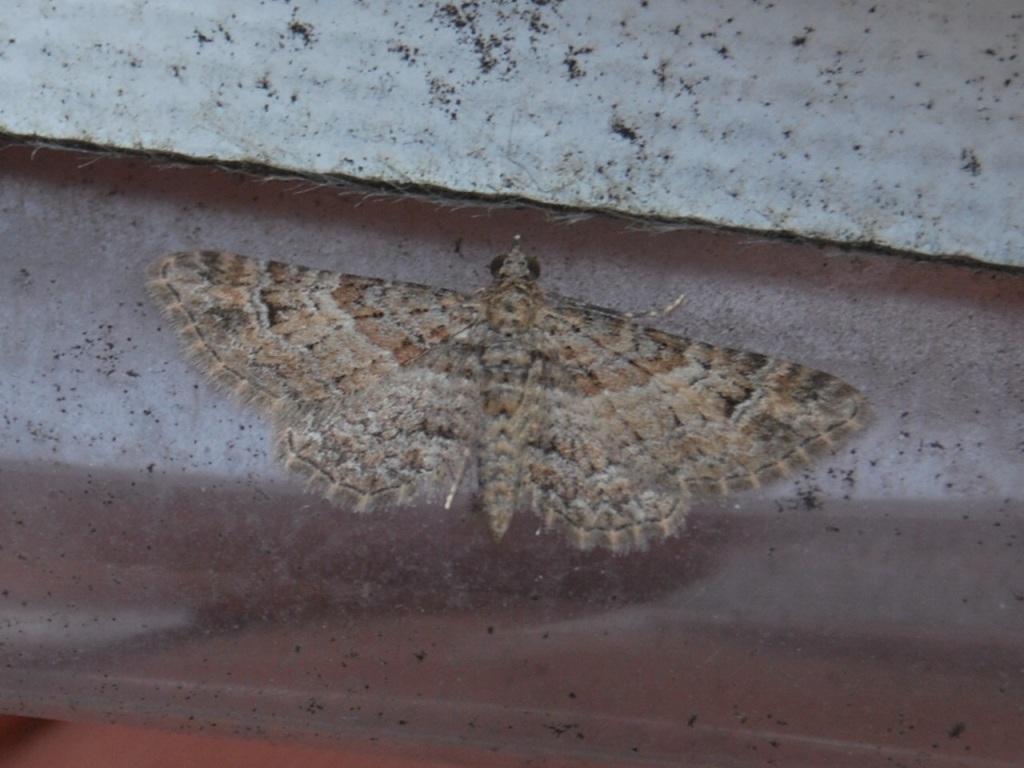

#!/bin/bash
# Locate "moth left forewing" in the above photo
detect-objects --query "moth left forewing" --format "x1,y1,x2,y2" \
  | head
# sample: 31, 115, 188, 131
269, 274, 490, 512
149, 252, 482, 410
151, 250, 491, 512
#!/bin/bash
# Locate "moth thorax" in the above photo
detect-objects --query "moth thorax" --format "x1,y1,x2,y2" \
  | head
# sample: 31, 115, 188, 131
486, 289, 537, 333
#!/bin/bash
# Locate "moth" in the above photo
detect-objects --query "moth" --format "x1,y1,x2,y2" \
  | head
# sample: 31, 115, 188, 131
148, 243, 867, 552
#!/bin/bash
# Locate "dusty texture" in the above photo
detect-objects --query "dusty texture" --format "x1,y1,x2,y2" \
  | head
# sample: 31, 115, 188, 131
147, 245, 868, 552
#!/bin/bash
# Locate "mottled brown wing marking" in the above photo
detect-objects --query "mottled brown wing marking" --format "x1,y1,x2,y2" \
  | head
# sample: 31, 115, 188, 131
541, 299, 704, 396
525, 292, 868, 552
148, 251, 479, 408
148, 251, 486, 510
276, 368, 483, 512
333, 281, 476, 365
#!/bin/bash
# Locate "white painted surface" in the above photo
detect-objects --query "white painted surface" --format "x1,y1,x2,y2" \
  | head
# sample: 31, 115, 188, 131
1, 1, 1020, 265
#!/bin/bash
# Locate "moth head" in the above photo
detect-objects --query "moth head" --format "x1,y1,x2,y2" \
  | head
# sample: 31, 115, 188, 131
489, 242, 541, 283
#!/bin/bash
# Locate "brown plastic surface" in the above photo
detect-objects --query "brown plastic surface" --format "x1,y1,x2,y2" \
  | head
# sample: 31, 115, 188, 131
1, 144, 1021, 766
